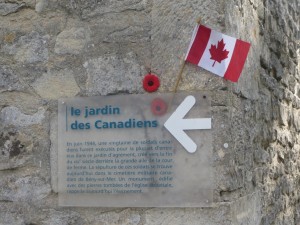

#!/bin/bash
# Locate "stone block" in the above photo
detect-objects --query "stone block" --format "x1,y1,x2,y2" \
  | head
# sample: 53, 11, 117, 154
90, 209, 140, 225
85, 52, 143, 95
145, 206, 232, 225
9, 32, 49, 64
1, 106, 44, 127
231, 192, 261, 225
0, 130, 33, 171
292, 109, 300, 131
0, 92, 42, 114
278, 103, 290, 126
55, 27, 90, 55
0, 65, 25, 92
58, 0, 149, 19
254, 149, 271, 164
41, 209, 84, 225
0, 175, 51, 202
0, 2, 25, 16
32, 69, 80, 100
35, 0, 48, 13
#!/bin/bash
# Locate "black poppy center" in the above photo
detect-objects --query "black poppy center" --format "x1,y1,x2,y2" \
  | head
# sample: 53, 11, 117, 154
148, 80, 154, 86
156, 105, 161, 111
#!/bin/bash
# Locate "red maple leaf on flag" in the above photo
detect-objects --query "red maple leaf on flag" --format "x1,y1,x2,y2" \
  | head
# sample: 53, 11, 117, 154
209, 39, 229, 67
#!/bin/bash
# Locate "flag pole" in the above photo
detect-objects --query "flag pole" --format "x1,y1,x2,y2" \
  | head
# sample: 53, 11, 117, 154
173, 60, 186, 93
173, 17, 201, 94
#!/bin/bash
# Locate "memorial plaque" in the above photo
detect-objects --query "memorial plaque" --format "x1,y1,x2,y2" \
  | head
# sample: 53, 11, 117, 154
58, 92, 213, 207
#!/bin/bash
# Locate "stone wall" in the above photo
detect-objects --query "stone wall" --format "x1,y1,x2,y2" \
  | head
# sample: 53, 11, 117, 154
0, 0, 299, 224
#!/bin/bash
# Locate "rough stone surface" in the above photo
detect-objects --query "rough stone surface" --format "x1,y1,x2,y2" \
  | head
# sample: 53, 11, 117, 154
144, 206, 232, 225
35, 0, 48, 13
85, 52, 144, 95
3, 31, 50, 64
0, 130, 33, 170
0, 92, 42, 114
0, 106, 45, 127
54, 27, 90, 55
0, 175, 51, 202
0, 0, 299, 224
0, 2, 25, 16
0, 65, 25, 92
32, 69, 80, 99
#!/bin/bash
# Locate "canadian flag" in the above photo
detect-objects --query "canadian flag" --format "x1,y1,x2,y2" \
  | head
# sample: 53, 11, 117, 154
185, 25, 251, 82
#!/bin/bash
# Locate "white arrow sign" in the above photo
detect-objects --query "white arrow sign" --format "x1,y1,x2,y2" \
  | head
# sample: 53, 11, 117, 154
164, 95, 211, 153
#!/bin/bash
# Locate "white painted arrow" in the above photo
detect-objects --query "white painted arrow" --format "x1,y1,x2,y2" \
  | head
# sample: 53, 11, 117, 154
164, 95, 211, 153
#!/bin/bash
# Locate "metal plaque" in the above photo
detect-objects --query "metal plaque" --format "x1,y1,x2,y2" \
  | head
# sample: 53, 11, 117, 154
58, 92, 213, 207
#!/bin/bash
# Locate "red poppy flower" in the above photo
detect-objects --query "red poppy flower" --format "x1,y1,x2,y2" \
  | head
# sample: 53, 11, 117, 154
151, 98, 167, 116
143, 73, 160, 92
